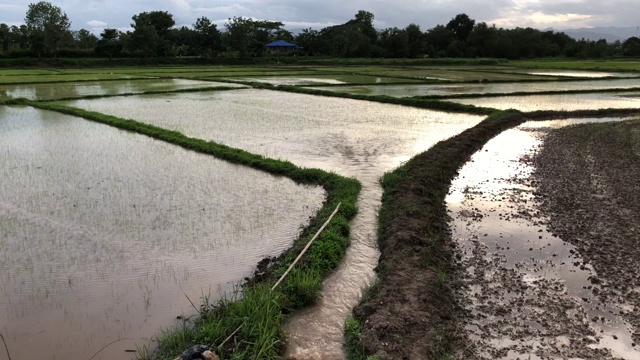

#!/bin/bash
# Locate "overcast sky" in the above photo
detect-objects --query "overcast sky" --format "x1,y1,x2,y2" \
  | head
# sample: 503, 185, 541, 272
1, 0, 639, 34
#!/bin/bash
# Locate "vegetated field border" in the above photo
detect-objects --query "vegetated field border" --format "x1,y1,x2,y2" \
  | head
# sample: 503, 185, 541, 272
25, 85, 246, 102
245, 83, 495, 116
411, 86, 640, 100
346, 107, 640, 359
510, 59, 640, 72
6, 98, 361, 359
0, 76, 155, 86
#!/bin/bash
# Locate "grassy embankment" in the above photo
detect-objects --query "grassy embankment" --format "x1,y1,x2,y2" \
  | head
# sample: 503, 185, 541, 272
10, 98, 360, 359
235, 83, 495, 116
412, 86, 640, 100
510, 59, 640, 72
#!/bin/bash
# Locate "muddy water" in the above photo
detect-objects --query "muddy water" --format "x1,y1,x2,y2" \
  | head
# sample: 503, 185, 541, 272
0, 106, 324, 360
307, 78, 640, 98
451, 91, 640, 112
447, 118, 640, 359
65, 90, 484, 358
0, 79, 242, 100
237, 77, 346, 85
525, 70, 639, 78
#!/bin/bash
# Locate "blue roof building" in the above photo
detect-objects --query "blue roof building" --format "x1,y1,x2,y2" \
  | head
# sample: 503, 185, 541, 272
265, 40, 301, 53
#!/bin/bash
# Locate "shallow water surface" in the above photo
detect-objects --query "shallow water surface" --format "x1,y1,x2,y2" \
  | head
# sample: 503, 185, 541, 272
0, 78, 242, 100
450, 92, 640, 111
65, 90, 484, 358
0, 106, 324, 359
307, 78, 640, 98
447, 118, 639, 359
236, 77, 347, 85
525, 70, 639, 78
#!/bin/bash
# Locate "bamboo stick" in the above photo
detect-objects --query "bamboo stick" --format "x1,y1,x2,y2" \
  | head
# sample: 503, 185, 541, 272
217, 202, 342, 351
271, 202, 341, 291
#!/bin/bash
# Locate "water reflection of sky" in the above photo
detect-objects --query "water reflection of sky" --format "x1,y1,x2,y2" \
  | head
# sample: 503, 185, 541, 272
0, 106, 323, 359
447, 118, 639, 359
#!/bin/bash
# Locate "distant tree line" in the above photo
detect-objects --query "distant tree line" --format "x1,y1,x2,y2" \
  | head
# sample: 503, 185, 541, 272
2, 2, 640, 60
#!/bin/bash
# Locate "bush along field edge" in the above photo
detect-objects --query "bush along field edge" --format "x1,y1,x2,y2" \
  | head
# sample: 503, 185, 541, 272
346, 110, 526, 360
21, 100, 361, 360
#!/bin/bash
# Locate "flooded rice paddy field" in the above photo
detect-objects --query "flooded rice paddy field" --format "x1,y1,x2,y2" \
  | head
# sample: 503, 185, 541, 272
63, 90, 484, 358
301, 67, 558, 82
0, 106, 324, 359
0, 73, 146, 84
237, 77, 347, 85
523, 70, 640, 78
447, 118, 640, 359
233, 75, 424, 85
2, 64, 640, 359
63, 90, 483, 181
307, 78, 640, 98
0, 79, 242, 100
451, 91, 640, 112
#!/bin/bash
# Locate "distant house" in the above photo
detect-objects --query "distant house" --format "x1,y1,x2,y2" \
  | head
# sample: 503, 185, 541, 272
265, 40, 301, 54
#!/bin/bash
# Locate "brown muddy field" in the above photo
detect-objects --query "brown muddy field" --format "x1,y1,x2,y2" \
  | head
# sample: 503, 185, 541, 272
531, 120, 640, 347
353, 116, 640, 359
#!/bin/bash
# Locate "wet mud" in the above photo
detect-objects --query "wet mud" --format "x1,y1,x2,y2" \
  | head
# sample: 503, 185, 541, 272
448, 119, 640, 359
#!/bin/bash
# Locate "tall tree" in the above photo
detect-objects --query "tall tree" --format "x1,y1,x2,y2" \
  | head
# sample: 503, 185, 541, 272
131, 11, 175, 57
295, 28, 319, 55
351, 10, 377, 42
224, 17, 285, 57
446, 13, 475, 42
95, 28, 122, 59
379, 27, 409, 57
405, 24, 426, 57
193, 17, 222, 57
73, 29, 97, 50
425, 25, 455, 56
622, 37, 640, 56
25, 1, 71, 57
0, 23, 9, 53
466, 22, 498, 57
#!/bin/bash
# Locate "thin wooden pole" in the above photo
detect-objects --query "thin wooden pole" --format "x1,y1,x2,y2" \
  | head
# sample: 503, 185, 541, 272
217, 203, 342, 351
271, 202, 341, 291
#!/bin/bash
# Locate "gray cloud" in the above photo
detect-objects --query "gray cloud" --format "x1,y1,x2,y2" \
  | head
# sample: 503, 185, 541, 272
1, 0, 639, 33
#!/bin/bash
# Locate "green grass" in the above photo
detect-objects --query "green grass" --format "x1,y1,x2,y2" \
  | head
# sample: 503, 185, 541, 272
0, 74, 152, 84
412, 86, 640, 100
155, 284, 285, 359
269, 85, 494, 115
510, 59, 640, 72
18, 99, 360, 360
339, 69, 553, 82
344, 316, 381, 360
